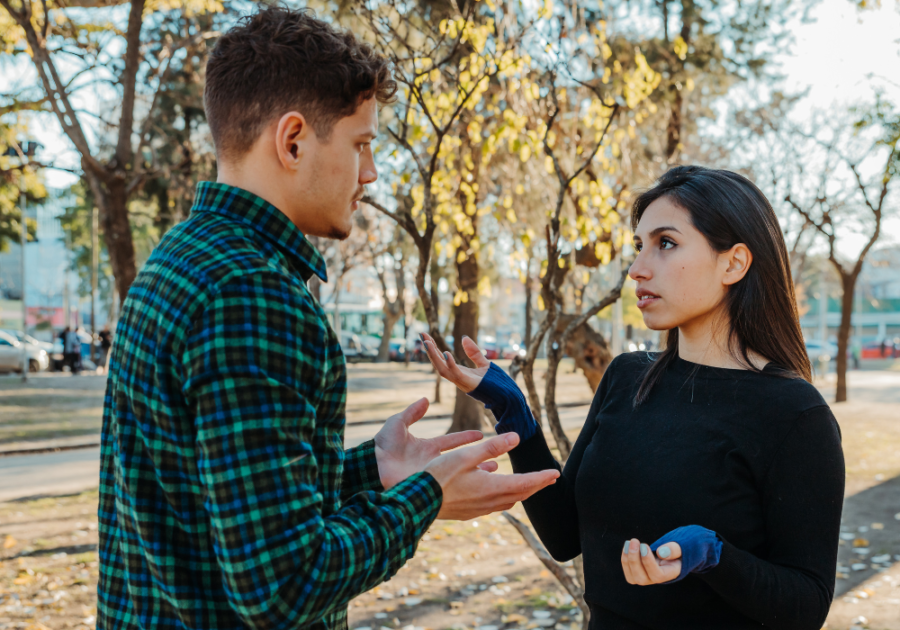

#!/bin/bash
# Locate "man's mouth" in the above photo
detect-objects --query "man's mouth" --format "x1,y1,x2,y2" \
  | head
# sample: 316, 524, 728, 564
636, 288, 661, 309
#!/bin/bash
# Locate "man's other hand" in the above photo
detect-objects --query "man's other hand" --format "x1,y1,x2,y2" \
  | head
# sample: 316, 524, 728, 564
374, 398, 491, 490
425, 432, 560, 520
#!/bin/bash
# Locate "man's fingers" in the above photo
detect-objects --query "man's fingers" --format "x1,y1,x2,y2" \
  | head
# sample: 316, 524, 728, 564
462, 336, 490, 369
398, 397, 430, 427
492, 468, 559, 501
476, 461, 499, 472
430, 429, 483, 452
465, 433, 519, 464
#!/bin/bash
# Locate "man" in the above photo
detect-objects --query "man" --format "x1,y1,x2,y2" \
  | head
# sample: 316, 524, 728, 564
97, 7, 558, 630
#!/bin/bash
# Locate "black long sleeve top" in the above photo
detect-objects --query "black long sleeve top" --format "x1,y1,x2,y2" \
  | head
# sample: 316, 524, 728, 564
508, 352, 845, 630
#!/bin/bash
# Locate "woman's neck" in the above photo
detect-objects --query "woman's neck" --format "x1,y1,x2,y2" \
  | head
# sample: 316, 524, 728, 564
676, 309, 769, 370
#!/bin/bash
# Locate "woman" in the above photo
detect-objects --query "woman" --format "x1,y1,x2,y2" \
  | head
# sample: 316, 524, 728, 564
422, 166, 844, 630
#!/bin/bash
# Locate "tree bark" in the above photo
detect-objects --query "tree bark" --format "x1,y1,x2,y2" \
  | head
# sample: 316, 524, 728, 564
834, 272, 857, 403
376, 306, 403, 362
448, 246, 484, 433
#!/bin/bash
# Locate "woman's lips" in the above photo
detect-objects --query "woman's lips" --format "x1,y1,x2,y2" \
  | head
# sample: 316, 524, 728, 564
636, 291, 660, 309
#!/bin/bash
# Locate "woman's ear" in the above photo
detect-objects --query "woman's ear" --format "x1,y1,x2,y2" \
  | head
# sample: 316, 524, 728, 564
722, 243, 753, 286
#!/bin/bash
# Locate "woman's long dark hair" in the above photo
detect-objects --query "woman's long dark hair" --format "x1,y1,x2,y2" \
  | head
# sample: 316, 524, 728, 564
632, 165, 812, 406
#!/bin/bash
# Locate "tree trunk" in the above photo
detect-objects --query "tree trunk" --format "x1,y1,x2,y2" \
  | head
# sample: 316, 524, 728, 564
557, 315, 614, 392
448, 248, 484, 433
524, 274, 533, 349
666, 88, 683, 163
835, 272, 856, 403
88, 174, 137, 305
376, 305, 403, 362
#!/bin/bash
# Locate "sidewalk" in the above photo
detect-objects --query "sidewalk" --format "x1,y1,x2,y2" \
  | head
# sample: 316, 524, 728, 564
0, 361, 597, 455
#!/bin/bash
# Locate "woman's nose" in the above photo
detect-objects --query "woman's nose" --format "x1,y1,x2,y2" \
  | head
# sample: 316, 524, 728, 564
629, 253, 651, 281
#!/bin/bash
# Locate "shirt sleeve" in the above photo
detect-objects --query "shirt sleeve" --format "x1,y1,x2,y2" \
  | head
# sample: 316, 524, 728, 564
468, 363, 538, 440
697, 405, 845, 630
182, 271, 443, 630
341, 439, 384, 501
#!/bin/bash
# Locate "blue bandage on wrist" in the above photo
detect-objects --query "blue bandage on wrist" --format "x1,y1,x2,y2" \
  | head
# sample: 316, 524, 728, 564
468, 363, 538, 440
649, 525, 723, 582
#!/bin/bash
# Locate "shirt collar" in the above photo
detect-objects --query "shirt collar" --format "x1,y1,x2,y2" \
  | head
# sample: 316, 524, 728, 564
190, 181, 328, 283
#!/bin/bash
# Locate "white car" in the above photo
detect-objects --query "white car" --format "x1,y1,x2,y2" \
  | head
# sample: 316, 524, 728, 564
0, 330, 50, 373
804, 339, 838, 364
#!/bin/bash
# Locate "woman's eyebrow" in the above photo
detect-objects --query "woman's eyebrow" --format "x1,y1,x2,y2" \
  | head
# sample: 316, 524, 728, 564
649, 225, 681, 237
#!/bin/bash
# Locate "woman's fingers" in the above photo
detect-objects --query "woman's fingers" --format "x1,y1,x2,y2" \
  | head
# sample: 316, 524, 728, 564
623, 539, 683, 585
623, 539, 652, 585
655, 542, 682, 562
640, 543, 676, 583
462, 335, 490, 369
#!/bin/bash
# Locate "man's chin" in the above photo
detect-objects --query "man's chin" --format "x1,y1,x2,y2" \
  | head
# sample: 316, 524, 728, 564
327, 224, 352, 240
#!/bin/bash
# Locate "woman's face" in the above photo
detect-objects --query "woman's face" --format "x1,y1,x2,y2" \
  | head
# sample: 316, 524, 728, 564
629, 197, 745, 333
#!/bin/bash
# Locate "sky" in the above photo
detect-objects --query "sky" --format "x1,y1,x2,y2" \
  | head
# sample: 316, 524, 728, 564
9, 0, 900, 255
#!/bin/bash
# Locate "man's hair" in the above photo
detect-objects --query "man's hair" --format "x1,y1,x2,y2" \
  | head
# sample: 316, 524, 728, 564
204, 6, 397, 161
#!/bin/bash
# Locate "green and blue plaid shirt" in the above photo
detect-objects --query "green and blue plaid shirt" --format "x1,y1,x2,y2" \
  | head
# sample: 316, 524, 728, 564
98, 182, 443, 630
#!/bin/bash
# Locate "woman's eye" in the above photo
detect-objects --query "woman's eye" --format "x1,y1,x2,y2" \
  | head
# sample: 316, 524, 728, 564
660, 237, 676, 250
634, 242, 643, 252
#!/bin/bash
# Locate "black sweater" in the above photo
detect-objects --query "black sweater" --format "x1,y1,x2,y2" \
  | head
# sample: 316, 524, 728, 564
508, 352, 845, 630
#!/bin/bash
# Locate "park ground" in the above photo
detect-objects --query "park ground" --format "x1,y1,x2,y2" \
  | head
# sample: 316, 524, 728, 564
0, 359, 899, 630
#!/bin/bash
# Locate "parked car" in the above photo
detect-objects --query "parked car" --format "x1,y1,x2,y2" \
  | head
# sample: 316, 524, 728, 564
387, 338, 407, 361
0, 330, 50, 373
340, 331, 376, 363
1, 330, 54, 355
804, 339, 838, 364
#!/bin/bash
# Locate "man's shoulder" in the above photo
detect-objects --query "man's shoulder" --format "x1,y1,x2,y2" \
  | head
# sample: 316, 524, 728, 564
121, 212, 317, 341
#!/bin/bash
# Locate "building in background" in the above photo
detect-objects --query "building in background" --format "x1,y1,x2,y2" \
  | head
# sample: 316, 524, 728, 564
0, 189, 84, 340
799, 245, 900, 344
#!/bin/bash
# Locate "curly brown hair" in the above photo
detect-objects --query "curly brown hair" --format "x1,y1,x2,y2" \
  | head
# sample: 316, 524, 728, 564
204, 6, 397, 161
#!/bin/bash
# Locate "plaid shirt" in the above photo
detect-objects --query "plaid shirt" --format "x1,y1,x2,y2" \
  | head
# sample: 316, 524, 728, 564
98, 182, 443, 630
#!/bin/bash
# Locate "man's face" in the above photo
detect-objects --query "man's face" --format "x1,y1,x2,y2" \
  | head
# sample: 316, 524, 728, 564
298, 98, 378, 239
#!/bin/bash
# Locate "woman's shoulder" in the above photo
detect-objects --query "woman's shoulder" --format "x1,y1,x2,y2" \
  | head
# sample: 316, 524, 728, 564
758, 366, 830, 417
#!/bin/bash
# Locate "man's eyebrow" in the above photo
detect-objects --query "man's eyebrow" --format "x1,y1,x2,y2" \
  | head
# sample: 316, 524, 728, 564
357, 131, 377, 140
648, 225, 681, 237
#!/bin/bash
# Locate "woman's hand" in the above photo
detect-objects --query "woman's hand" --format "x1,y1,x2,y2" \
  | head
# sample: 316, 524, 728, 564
622, 538, 683, 585
421, 333, 489, 393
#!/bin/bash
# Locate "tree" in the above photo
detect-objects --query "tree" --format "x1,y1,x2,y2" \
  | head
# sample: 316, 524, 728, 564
365, 217, 414, 363
0, 0, 227, 302
319, 210, 375, 341
358, 0, 534, 430
777, 100, 898, 402
609, 0, 805, 164
0, 135, 42, 252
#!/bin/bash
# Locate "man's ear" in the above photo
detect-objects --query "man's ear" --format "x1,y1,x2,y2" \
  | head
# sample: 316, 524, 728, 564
274, 111, 311, 170
722, 243, 753, 286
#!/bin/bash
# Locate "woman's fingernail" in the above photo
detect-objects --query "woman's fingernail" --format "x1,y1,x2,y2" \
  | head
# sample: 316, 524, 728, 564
658, 545, 671, 559
640, 544, 649, 557
623, 541, 630, 554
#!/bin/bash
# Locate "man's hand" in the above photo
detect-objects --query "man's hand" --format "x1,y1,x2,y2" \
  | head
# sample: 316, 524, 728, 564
425, 432, 560, 520
374, 397, 493, 490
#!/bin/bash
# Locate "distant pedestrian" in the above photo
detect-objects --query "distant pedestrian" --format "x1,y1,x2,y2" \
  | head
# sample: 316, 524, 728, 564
851, 337, 861, 370
880, 338, 888, 357
98, 326, 112, 374
64, 327, 81, 375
